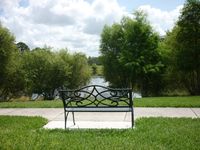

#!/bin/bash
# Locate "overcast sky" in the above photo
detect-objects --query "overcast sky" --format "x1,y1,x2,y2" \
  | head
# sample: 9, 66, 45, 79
0, 0, 185, 56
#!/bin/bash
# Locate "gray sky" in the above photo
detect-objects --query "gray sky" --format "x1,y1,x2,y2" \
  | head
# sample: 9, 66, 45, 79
0, 0, 184, 56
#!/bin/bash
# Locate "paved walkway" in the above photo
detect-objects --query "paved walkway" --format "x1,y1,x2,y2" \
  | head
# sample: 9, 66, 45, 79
0, 108, 199, 129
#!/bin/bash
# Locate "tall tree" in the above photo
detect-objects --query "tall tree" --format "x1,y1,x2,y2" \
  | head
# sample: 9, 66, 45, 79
120, 12, 164, 96
0, 24, 19, 100
100, 11, 164, 96
22, 49, 91, 99
100, 23, 128, 87
158, 27, 188, 95
22, 48, 71, 99
175, 0, 200, 95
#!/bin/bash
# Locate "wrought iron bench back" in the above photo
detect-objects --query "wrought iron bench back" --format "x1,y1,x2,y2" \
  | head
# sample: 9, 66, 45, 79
59, 85, 133, 108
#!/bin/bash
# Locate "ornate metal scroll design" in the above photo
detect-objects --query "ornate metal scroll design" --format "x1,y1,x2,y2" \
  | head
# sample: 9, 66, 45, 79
60, 85, 131, 107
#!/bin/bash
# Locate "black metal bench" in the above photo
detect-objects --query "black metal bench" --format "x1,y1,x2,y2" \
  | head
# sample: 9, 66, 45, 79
59, 85, 134, 129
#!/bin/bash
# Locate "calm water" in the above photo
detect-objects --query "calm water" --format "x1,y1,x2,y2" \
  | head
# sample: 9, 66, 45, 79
88, 76, 109, 86
88, 76, 142, 98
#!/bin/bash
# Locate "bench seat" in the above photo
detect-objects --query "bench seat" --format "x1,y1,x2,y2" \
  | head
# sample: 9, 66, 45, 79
65, 107, 132, 112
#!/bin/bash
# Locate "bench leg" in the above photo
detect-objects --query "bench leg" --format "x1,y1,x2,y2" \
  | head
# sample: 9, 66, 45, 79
65, 111, 69, 129
72, 112, 75, 125
131, 108, 134, 128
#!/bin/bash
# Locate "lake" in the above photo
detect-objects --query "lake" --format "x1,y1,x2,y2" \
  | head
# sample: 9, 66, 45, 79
88, 76, 109, 86
88, 76, 142, 98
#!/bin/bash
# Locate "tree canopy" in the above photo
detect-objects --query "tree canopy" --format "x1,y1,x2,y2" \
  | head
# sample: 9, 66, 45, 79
0, 24, 19, 99
0, 24, 91, 100
21, 48, 91, 100
100, 11, 164, 96
16, 42, 30, 52
175, 0, 200, 95
160, 0, 200, 95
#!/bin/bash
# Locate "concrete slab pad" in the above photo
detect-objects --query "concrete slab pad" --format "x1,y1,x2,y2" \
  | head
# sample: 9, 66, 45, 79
43, 121, 132, 129
53, 112, 127, 121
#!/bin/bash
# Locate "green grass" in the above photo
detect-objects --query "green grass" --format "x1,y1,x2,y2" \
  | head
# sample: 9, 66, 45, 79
0, 96, 199, 108
0, 100, 63, 108
0, 116, 199, 149
134, 96, 200, 107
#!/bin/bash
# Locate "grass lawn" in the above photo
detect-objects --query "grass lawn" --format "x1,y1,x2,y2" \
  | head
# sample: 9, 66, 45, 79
134, 96, 200, 107
0, 116, 199, 149
0, 100, 63, 108
0, 96, 199, 108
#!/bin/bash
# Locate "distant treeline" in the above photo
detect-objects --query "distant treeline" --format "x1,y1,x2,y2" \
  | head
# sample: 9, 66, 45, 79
88, 57, 103, 76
